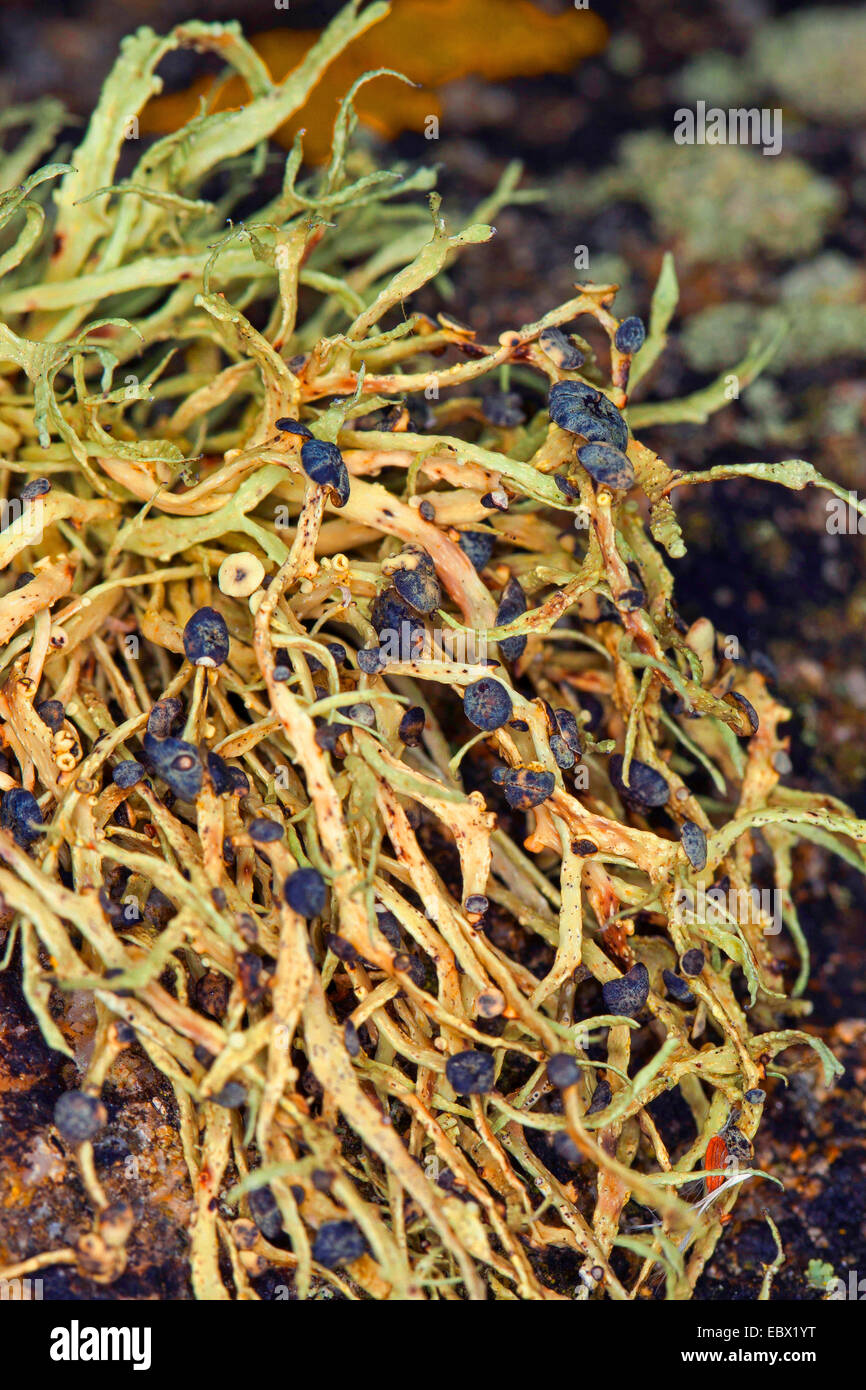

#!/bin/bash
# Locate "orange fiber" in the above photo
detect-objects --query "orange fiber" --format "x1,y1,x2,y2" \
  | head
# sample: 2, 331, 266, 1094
704, 1135, 730, 1195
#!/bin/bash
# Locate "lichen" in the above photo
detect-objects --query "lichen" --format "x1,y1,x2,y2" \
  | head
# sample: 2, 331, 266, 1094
751, 7, 866, 126
585, 131, 841, 264
682, 255, 866, 374
675, 7, 866, 127
0, 2, 862, 1303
